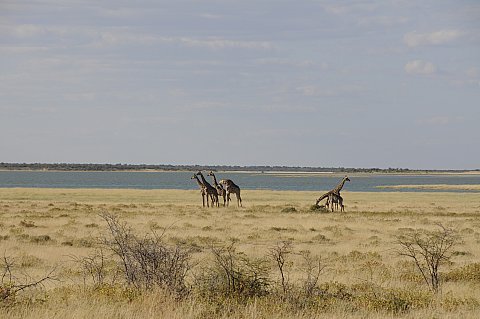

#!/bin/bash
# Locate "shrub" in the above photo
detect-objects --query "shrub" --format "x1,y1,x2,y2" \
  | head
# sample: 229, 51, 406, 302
444, 263, 480, 283
19, 220, 36, 228
29, 235, 52, 244
396, 224, 460, 293
309, 204, 329, 213
99, 212, 192, 297
0, 255, 56, 302
281, 207, 297, 213
194, 241, 271, 299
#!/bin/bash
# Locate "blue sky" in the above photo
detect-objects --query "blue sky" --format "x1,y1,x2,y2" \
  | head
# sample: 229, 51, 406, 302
1, 1, 479, 169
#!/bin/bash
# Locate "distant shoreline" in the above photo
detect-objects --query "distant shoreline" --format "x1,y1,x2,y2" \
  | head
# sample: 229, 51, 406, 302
0, 163, 478, 175
1, 169, 480, 176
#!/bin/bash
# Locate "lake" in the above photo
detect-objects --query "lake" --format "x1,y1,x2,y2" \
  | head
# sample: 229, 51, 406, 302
0, 171, 479, 192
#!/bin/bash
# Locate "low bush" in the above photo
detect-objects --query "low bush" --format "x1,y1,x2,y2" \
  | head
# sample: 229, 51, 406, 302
444, 263, 480, 283
281, 207, 297, 213
309, 204, 329, 213
194, 241, 271, 300
99, 212, 192, 297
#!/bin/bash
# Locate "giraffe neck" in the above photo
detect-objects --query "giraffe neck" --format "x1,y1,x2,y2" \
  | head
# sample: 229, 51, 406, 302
210, 173, 219, 187
198, 173, 209, 186
193, 175, 203, 188
332, 178, 347, 193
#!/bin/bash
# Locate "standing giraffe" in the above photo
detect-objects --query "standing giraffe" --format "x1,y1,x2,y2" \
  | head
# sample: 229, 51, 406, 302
191, 174, 206, 207
219, 177, 242, 207
327, 193, 345, 212
207, 171, 227, 207
331, 176, 350, 196
196, 171, 219, 207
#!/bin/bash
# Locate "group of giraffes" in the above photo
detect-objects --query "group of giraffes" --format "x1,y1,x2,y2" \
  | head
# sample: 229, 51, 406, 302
315, 176, 350, 212
191, 171, 242, 207
191, 172, 349, 212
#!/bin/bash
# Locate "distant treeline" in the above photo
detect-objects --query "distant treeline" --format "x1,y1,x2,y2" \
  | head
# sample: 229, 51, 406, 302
0, 162, 477, 174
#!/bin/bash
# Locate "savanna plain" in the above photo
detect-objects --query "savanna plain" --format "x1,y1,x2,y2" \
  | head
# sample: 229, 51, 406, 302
0, 188, 479, 318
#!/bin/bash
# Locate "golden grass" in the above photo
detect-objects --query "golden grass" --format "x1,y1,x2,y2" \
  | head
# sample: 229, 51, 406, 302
0, 188, 479, 318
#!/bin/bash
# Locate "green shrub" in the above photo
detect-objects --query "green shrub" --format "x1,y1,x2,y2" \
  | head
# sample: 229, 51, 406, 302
281, 207, 297, 213
29, 235, 52, 244
444, 263, 480, 282
309, 204, 329, 213
20, 220, 36, 228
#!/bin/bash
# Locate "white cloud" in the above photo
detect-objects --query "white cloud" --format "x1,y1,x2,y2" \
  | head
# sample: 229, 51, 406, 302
2, 24, 46, 37
296, 84, 365, 97
403, 30, 464, 47
466, 67, 478, 78
254, 58, 321, 68
174, 37, 273, 50
419, 116, 464, 125
404, 60, 436, 75
0, 46, 48, 54
357, 16, 409, 27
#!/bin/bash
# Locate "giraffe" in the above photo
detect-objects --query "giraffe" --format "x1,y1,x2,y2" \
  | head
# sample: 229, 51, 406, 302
315, 176, 350, 212
219, 177, 242, 207
331, 176, 350, 196
196, 171, 219, 207
316, 192, 344, 212
207, 171, 227, 207
191, 174, 206, 207
326, 193, 344, 212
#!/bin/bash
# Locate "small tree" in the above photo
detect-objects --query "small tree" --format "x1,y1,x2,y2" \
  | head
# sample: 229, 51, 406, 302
396, 224, 459, 293
298, 250, 326, 295
269, 241, 292, 296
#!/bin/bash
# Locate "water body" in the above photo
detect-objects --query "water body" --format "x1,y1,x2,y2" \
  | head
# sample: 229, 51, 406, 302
0, 171, 479, 192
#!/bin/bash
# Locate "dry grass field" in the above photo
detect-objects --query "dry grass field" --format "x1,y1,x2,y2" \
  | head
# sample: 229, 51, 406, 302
0, 188, 479, 318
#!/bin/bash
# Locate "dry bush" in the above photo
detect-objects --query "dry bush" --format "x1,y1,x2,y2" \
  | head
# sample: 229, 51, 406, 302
99, 212, 192, 296
194, 240, 271, 299
0, 255, 56, 303
396, 224, 460, 293
268, 241, 292, 296
298, 250, 326, 296
71, 248, 120, 288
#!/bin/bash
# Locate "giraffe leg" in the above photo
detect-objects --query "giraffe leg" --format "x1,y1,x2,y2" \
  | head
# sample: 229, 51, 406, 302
237, 192, 242, 207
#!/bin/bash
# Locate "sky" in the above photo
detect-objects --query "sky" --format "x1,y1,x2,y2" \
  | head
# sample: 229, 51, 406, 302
1, 1, 479, 169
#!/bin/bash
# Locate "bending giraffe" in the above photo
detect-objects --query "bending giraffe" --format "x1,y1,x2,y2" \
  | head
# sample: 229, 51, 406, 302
207, 171, 227, 207
315, 176, 350, 212
196, 171, 219, 207
316, 191, 344, 212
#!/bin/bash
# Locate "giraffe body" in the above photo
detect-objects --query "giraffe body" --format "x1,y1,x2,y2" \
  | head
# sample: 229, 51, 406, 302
219, 179, 242, 207
208, 171, 227, 207
196, 171, 219, 207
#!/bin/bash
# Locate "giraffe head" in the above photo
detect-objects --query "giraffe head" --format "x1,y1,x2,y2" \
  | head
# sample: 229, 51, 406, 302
207, 171, 216, 177
195, 171, 203, 176
190, 174, 197, 180
345, 176, 350, 182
